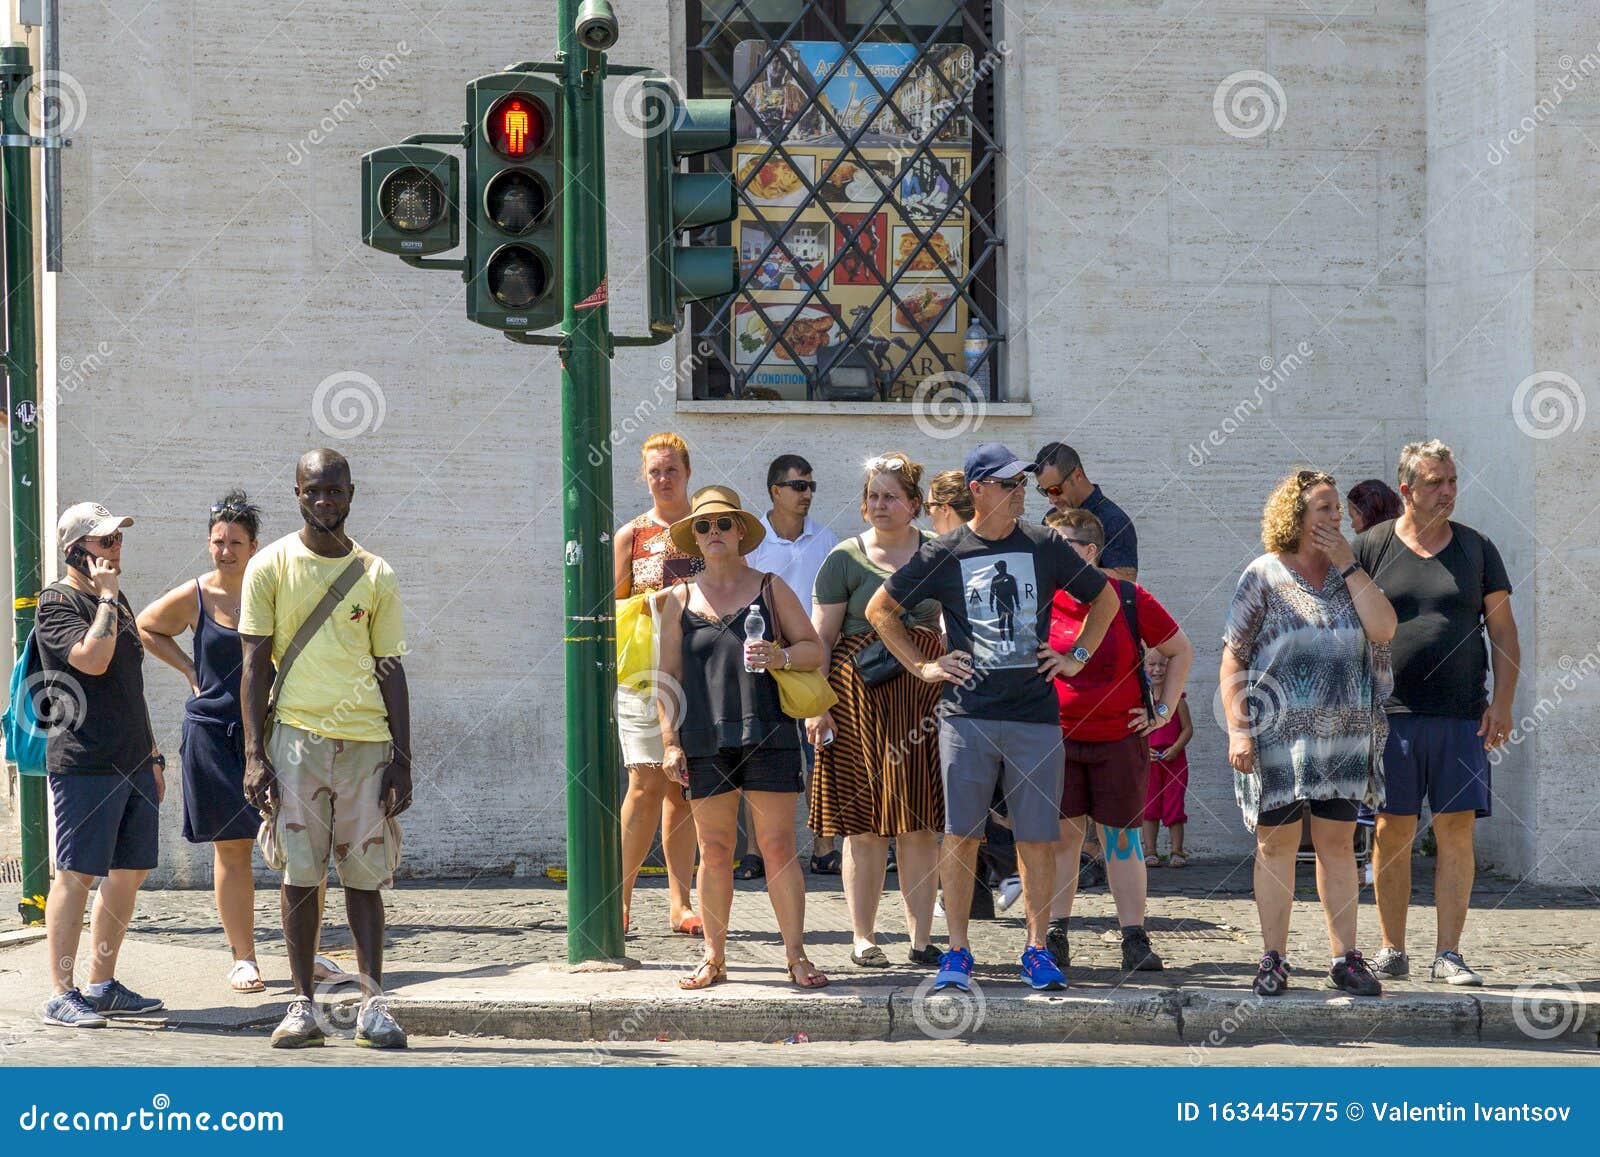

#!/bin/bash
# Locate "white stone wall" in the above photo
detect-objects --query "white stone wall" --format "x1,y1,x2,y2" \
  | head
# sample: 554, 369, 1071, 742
51, 2, 1450, 882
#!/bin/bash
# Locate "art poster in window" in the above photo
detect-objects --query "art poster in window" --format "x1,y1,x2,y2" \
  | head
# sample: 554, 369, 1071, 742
731, 39, 974, 400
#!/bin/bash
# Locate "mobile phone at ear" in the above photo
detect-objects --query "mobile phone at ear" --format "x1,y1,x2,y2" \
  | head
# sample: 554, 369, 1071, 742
65, 544, 90, 572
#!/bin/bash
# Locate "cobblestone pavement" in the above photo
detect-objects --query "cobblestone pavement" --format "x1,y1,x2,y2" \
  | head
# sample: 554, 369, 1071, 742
42, 857, 1595, 996
1, 1014, 1596, 1067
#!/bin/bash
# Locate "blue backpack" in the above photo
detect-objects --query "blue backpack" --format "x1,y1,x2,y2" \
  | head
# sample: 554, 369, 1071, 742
2, 632, 49, 777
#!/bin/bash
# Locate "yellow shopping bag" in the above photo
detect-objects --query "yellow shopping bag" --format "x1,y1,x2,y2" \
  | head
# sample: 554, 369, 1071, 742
615, 591, 656, 691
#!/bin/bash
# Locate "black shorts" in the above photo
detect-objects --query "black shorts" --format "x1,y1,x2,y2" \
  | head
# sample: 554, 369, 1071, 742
685, 745, 803, 800
1257, 797, 1361, 827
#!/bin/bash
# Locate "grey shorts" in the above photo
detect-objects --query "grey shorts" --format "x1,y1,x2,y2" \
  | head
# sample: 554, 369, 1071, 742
939, 716, 1064, 843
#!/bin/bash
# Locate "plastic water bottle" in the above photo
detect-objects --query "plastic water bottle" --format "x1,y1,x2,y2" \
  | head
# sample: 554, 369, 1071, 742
744, 603, 766, 674
963, 320, 990, 400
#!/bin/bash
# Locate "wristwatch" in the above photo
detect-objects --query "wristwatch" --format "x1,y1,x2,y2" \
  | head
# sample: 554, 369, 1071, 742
781, 648, 792, 670
1340, 562, 1362, 579
1071, 645, 1091, 664
151, 753, 166, 772
1154, 702, 1171, 719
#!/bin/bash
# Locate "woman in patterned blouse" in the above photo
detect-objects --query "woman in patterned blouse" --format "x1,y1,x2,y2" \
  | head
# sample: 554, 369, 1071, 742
1220, 470, 1396, 999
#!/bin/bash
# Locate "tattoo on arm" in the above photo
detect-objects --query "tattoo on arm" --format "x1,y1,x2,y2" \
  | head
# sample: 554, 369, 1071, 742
85, 604, 117, 641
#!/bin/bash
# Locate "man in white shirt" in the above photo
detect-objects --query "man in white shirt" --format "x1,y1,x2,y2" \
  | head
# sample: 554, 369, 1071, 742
746, 454, 839, 618
744, 454, 841, 876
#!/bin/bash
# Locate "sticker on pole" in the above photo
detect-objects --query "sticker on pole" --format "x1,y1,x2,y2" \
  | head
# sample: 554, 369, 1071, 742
574, 278, 608, 311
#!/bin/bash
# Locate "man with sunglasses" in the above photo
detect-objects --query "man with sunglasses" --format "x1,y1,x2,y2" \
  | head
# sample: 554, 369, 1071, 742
747, 454, 842, 874
1032, 442, 1138, 581
867, 443, 1120, 991
36, 503, 166, 1027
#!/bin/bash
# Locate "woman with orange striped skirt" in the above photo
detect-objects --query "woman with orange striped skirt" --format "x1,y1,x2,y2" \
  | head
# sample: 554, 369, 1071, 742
806, 452, 945, 969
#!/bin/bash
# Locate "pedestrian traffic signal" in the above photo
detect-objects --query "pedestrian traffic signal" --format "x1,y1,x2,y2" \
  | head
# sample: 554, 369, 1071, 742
642, 82, 737, 337
361, 146, 459, 256
466, 74, 562, 332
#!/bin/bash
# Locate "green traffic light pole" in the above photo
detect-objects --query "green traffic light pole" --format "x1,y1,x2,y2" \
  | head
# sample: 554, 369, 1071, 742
556, 0, 624, 964
0, 46, 48, 925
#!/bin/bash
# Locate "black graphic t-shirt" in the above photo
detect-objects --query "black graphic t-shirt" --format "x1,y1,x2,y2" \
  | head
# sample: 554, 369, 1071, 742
883, 520, 1109, 722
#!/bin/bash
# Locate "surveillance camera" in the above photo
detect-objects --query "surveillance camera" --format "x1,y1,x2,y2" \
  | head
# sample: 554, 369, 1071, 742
574, 0, 619, 52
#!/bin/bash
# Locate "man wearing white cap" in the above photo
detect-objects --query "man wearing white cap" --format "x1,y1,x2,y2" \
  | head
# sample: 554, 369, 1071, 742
36, 502, 166, 1027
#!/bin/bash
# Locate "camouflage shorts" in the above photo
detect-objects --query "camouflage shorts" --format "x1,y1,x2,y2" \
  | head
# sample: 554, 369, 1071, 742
267, 721, 401, 891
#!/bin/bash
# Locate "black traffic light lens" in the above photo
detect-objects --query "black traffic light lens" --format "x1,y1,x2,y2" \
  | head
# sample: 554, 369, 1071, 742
486, 95, 548, 159
486, 245, 549, 309
485, 170, 549, 235
379, 168, 445, 232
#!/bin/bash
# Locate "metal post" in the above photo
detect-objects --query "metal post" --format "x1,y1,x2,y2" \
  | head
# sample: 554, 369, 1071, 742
557, 2, 623, 962
0, 46, 48, 924
41, 0, 61, 272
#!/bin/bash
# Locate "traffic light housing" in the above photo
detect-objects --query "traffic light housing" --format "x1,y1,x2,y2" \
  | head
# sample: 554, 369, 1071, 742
361, 146, 459, 256
642, 81, 737, 337
466, 73, 562, 333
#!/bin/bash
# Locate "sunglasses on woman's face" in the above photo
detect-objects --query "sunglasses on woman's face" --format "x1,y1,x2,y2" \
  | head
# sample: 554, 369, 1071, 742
693, 516, 737, 535
774, 480, 817, 493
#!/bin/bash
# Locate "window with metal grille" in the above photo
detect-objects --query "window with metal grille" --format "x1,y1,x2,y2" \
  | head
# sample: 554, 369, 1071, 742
686, 0, 1003, 403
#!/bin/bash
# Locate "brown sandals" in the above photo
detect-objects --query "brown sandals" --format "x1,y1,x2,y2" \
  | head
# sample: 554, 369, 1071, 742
678, 958, 727, 990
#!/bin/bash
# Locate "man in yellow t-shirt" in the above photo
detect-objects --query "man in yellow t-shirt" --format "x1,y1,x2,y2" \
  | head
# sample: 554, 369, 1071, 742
240, 449, 412, 1050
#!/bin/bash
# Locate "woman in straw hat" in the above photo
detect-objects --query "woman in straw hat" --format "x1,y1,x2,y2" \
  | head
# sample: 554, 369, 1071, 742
656, 485, 831, 991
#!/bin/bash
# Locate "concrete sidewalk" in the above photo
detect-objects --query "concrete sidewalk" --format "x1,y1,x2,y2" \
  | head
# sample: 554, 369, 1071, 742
2, 861, 1596, 1049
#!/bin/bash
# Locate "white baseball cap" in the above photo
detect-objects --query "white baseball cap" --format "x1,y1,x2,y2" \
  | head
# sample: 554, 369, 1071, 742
58, 501, 134, 551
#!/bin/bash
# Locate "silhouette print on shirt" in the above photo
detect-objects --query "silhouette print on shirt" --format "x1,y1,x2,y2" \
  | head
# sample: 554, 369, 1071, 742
958, 552, 1038, 668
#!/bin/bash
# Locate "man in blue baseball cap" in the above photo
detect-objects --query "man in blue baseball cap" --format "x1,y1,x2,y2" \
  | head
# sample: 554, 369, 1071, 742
866, 443, 1120, 991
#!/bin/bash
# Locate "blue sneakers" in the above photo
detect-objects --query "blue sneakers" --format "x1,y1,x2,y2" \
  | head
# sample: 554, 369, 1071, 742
42, 988, 108, 1028
1021, 946, 1068, 991
86, 979, 164, 1016
933, 946, 975, 991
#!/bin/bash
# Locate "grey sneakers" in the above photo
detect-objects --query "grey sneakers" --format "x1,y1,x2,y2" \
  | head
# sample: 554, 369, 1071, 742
270, 997, 326, 1049
355, 995, 408, 1049
43, 988, 108, 1028
1430, 950, 1483, 986
1370, 947, 1409, 979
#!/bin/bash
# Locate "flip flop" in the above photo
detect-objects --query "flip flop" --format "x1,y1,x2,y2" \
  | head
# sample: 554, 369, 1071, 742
1168, 853, 1188, 869
851, 945, 890, 968
1145, 854, 1162, 867
312, 954, 346, 984
678, 958, 727, 990
672, 914, 704, 936
227, 959, 265, 994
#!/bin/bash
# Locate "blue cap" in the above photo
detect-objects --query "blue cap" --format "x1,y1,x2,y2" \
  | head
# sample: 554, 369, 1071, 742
963, 443, 1035, 484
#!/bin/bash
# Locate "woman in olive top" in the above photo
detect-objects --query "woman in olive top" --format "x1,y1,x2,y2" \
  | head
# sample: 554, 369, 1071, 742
808, 453, 946, 967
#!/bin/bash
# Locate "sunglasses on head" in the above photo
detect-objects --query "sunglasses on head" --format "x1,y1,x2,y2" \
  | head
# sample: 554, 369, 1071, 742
693, 516, 737, 535
210, 502, 247, 517
982, 475, 1027, 490
774, 480, 817, 493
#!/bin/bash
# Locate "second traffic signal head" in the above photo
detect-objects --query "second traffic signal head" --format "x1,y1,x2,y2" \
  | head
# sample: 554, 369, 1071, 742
465, 74, 562, 333
361, 145, 459, 256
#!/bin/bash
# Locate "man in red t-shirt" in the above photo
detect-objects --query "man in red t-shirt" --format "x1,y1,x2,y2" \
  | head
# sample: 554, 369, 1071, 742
1043, 509, 1194, 976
